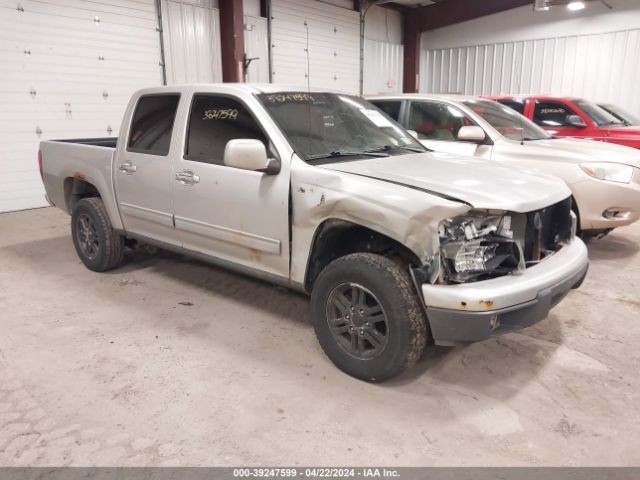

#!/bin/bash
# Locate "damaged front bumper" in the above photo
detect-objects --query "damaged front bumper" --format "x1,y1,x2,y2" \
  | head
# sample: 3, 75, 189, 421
421, 238, 589, 345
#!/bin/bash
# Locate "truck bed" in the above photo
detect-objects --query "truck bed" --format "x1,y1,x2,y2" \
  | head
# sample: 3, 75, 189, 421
40, 137, 121, 227
53, 137, 118, 148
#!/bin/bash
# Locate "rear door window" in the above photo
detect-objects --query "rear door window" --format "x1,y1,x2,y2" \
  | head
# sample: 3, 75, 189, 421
128, 94, 180, 155
370, 100, 402, 121
185, 95, 267, 165
496, 99, 525, 115
533, 101, 579, 127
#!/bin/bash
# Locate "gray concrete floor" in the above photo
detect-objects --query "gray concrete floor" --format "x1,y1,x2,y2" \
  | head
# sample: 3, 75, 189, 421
0, 207, 638, 466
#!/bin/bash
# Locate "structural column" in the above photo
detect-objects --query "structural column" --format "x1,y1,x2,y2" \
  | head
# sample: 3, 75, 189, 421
402, 16, 420, 93
219, 0, 245, 82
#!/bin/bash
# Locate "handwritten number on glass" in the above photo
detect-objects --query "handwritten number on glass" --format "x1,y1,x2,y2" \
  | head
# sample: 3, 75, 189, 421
202, 109, 239, 120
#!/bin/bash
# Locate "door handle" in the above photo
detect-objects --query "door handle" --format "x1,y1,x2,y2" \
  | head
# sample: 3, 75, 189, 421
175, 169, 200, 186
119, 162, 137, 174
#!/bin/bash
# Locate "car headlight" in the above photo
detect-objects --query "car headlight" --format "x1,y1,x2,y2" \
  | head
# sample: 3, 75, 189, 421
579, 162, 634, 184
439, 213, 525, 283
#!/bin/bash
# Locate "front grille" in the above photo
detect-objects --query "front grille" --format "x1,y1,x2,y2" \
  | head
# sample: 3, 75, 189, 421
523, 197, 573, 263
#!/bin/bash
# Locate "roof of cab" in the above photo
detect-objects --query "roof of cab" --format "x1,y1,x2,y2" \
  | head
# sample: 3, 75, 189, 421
486, 94, 581, 101
366, 93, 492, 103
135, 83, 348, 95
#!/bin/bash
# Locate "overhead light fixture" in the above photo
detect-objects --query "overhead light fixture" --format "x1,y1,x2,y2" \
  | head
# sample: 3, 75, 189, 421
534, 0, 550, 11
567, 1, 586, 10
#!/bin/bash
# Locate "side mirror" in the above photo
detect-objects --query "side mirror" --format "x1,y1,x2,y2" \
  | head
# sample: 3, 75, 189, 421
406, 129, 419, 139
566, 115, 587, 128
223, 139, 280, 175
457, 126, 486, 142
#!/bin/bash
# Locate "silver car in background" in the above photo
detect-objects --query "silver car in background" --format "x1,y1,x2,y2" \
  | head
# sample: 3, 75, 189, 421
368, 94, 640, 237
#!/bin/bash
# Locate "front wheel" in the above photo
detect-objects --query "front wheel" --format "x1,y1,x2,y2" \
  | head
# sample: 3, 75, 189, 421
311, 253, 428, 382
71, 197, 124, 272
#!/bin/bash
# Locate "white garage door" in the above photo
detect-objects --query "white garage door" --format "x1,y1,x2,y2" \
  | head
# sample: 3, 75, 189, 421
161, 0, 222, 84
0, 0, 163, 213
271, 0, 360, 93
244, 14, 269, 83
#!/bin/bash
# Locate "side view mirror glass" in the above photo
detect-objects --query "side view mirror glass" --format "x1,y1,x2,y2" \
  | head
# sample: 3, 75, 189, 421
457, 125, 486, 142
566, 114, 587, 128
223, 139, 280, 175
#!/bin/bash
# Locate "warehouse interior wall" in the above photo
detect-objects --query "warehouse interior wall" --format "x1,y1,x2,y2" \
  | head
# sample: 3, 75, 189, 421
161, 0, 223, 84
0, 0, 163, 213
270, 0, 360, 93
419, 0, 640, 116
244, 14, 269, 83
363, 6, 404, 95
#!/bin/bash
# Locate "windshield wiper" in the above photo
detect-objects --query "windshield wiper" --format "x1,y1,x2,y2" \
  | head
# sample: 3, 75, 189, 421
306, 150, 389, 162
365, 144, 428, 154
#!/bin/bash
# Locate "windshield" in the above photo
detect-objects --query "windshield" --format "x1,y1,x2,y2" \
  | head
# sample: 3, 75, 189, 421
599, 104, 639, 126
462, 99, 551, 141
257, 92, 425, 161
574, 99, 622, 126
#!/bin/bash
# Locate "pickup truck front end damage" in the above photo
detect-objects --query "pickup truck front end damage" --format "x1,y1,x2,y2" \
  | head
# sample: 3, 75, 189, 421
417, 197, 588, 344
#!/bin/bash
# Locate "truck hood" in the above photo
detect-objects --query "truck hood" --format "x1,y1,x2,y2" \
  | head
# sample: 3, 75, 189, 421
499, 137, 640, 168
319, 151, 570, 213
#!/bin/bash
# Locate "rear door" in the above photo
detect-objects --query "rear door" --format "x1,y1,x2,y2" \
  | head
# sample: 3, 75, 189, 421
172, 93, 290, 278
114, 93, 181, 245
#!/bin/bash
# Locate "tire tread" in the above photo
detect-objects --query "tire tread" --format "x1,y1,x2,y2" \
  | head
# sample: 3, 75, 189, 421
311, 252, 428, 382
72, 197, 124, 272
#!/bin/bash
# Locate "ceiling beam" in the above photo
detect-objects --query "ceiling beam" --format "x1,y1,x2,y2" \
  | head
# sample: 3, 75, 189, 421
412, 0, 533, 32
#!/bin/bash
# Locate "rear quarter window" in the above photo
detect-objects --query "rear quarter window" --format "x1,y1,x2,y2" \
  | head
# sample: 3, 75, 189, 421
370, 100, 402, 120
127, 94, 180, 156
496, 99, 525, 115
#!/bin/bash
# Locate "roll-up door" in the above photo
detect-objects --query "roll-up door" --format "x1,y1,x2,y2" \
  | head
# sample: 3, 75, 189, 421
0, 0, 163, 212
161, 0, 222, 84
270, 0, 360, 93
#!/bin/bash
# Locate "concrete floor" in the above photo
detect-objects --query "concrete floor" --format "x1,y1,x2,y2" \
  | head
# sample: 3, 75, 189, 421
0, 207, 638, 467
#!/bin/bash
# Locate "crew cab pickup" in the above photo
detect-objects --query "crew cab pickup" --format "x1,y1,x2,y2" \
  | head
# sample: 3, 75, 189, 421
489, 95, 640, 149
39, 84, 589, 382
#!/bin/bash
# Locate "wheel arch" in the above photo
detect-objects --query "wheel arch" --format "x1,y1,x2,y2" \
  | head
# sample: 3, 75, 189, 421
64, 176, 102, 214
303, 218, 422, 292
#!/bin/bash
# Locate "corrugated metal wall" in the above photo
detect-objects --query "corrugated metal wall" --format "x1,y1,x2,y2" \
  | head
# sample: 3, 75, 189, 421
0, 0, 163, 212
420, 28, 640, 116
363, 39, 403, 95
244, 14, 269, 83
270, 0, 360, 93
161, 0, 222, 84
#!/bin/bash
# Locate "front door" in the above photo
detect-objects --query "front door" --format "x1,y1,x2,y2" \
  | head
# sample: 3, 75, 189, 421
114, 93, 181, 245
531, 100, 599, 140
406, 100, 492, 158
172, 94, 290, 278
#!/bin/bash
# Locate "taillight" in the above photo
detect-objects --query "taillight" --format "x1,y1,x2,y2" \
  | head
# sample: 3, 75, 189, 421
38, 150, 43, 178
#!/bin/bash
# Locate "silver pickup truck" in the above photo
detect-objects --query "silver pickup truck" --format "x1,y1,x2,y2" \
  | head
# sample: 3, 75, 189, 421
39, 84, 589, 382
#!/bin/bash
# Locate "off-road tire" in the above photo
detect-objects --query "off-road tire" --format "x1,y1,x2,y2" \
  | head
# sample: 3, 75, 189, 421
311, 253, 428, 382
71, 197, 124, 272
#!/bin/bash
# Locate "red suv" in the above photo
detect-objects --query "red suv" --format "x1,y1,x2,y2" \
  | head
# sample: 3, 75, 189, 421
487, 95, 640, 149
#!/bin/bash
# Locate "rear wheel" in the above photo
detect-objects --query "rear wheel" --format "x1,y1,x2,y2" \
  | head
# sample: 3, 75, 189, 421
71, 197, 124, 272
311, 253, 428, 382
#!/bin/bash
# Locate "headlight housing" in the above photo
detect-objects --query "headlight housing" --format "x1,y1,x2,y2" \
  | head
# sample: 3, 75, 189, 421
439, 212, 525, 283
579, 162, 634, 184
